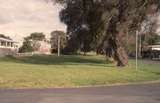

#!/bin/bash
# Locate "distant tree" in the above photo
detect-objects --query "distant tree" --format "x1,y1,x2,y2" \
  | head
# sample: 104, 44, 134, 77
144, 34, 160, 45
28, 32, 46, 41
19, 38, 34, 53
19, 32, 46, 53
50, 30, 66, 53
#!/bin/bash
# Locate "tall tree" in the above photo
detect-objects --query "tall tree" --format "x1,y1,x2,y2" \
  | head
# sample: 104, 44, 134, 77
50, 30, 66, 53
53, 0, 160, 66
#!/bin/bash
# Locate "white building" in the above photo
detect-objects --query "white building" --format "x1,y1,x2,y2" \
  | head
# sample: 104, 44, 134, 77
31, 40, 51, 55
0, 37, 18, 56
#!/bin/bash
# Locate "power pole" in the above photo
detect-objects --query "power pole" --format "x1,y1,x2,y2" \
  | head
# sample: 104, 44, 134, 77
139, 34, 142, 58
136, 31, 138, 71
58, 35, 61, 57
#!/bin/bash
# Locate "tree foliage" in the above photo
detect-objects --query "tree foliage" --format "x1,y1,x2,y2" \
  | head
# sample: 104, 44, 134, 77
27, 32, 46, 41
53, 0, 160, 66
50, 30, 67, 53
19, 32, 46, 53
19, 38, 34, 53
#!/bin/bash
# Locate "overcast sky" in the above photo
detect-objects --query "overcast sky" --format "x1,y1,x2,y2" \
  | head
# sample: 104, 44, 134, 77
0, 0, 160, 43
0, 0, 66, 42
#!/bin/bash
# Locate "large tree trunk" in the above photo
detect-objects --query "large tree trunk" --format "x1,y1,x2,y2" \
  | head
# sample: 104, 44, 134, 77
114, 46, 128, 67
104, 37, 128, 67
104, 16, 129, 67
114, 33, 128, 67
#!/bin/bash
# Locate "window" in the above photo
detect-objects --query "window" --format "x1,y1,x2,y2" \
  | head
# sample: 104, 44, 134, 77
1, 41, 6, 46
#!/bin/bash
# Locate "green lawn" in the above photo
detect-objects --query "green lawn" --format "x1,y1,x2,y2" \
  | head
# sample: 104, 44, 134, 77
0, 55, 160, 88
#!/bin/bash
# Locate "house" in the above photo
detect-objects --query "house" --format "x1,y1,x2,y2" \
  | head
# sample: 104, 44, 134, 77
0, 37, 18, 56
33, 40, 51, 55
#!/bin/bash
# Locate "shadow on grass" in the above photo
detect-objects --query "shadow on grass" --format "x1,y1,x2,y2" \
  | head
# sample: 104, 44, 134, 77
0, 55, 114, 67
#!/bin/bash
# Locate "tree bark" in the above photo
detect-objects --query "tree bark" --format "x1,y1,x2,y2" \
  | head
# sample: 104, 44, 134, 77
104, 37, 128, 67
114, 46, 128, 67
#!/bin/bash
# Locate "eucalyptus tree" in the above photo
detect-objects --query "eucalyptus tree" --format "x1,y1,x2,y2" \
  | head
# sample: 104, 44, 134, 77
53, 0, 160, 66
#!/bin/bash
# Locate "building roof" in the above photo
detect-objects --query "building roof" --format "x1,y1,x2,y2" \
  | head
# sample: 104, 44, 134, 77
148, 45, 160, 51
0, 37, 17, 43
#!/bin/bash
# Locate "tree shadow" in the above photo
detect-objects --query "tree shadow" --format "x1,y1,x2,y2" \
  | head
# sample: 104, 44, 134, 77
1, 55, 114, 67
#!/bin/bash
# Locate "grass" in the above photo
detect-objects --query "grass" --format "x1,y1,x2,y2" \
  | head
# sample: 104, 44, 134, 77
0, 54, 160, 88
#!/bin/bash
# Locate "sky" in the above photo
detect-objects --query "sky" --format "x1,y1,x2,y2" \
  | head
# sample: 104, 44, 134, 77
0, 0, 66, 42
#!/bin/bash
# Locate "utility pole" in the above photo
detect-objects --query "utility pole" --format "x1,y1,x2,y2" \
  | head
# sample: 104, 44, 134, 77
136, 31, 138, 71
139, 34, 142, 58
58, 35, 60, 57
